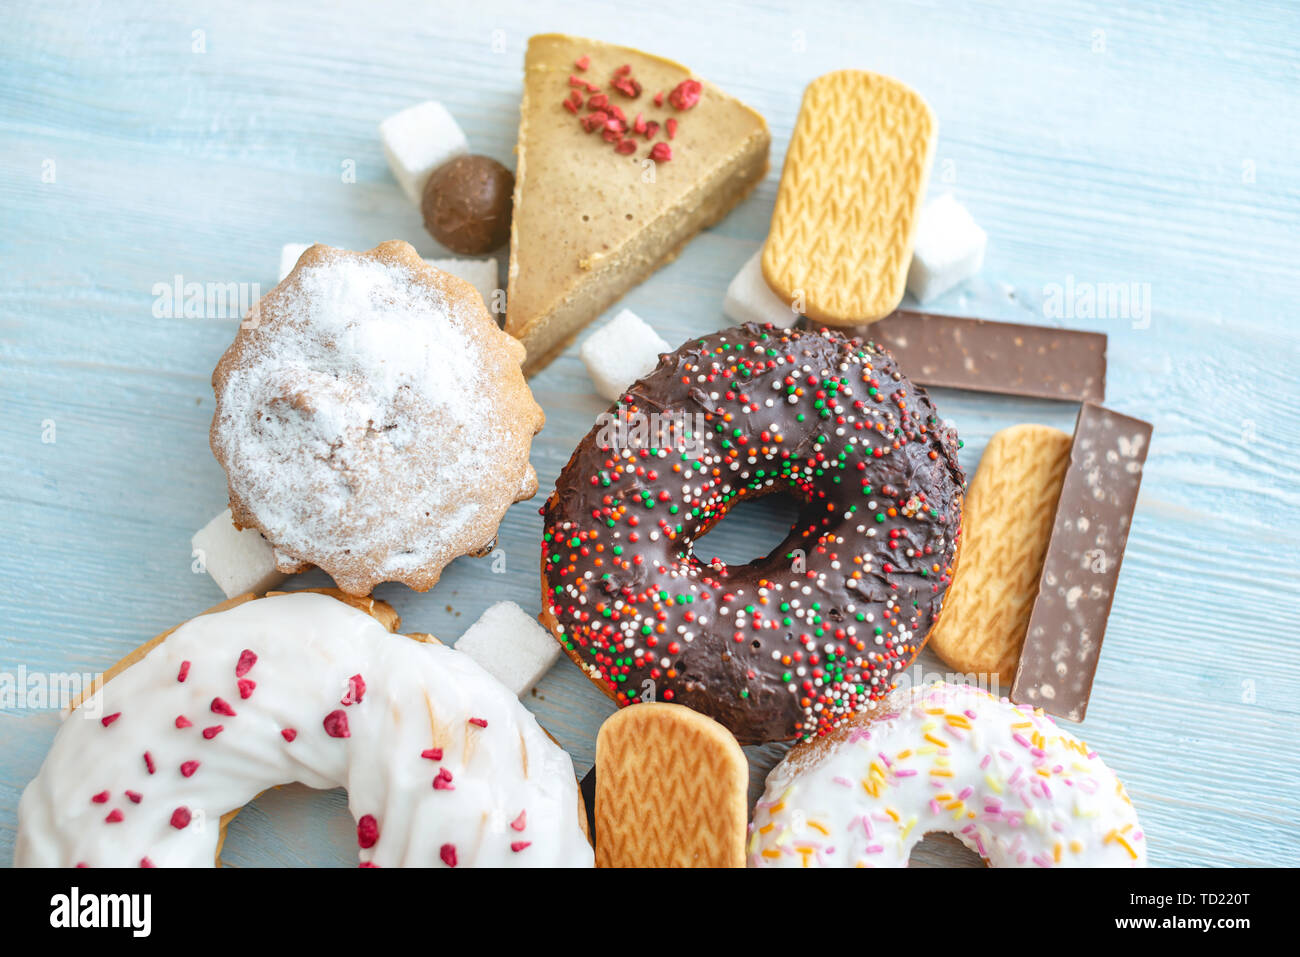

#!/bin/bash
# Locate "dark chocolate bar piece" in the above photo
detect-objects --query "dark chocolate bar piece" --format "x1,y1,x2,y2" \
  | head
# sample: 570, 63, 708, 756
1010, 402, 1152, 721
804, 310, 1107, 402
580, 765, 597, 843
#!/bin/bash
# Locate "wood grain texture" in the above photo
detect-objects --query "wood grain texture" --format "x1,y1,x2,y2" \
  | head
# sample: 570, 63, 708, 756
2, 0, 1299, 868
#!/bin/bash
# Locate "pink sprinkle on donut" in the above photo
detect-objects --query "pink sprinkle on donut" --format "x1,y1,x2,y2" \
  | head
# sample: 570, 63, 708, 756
202, 725, 223, 739
235, 649, 257, 677
180, 761, 199, 778
357, 814, 379, 849
211, 697, 236, 716
440, 843, 457, 867
421, 748, 443, 761
105, 809, 124, 824
101, 713, 121, 727
468, 717, 488, 728
323, 709, 350, 738
140, 857, 154, 868
91, 791, 109, 804
359, 862, 379, 868
432, 768, 454, 790
237, 678, 256, 699
511, 811, 527, 832
126, 790, 142, 804
281, 728, 298, 742
75, 862, 87, 868
510, 841, 531, 853
170, 807, 191, 829
175, 715, 192, 729
177, 661, 190, 682
144, 751, 156, 775
342, 674, 366, 706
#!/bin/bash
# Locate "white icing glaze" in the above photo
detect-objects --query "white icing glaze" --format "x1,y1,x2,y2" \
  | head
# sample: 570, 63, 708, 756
16, 593, 593, 867
748, 681, 1146, 867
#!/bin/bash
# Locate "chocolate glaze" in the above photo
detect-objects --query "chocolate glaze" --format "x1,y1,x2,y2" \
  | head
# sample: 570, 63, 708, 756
541, 323, 965, 744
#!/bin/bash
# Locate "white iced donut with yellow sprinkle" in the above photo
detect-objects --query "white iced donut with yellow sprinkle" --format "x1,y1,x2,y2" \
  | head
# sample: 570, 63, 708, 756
748, 681, 1146, 867
16, 591, 593, 868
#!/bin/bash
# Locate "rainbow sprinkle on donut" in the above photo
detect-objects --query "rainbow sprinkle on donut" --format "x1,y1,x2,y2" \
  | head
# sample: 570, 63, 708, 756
541, 323, 965, 743
749, 681, 1147, 867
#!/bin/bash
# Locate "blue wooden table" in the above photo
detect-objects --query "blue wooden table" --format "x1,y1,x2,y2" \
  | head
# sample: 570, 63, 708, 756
2, 0, 1298, 867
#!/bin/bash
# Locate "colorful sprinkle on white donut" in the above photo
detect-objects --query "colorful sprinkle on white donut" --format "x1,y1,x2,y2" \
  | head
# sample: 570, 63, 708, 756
748, 681, 1146, 867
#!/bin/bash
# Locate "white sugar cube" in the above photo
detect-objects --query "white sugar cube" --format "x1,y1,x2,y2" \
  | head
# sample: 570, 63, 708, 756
455, 601, 561, 698
580, 309, 670, 402
906, 194, 987, 303
724, 249, 798, 328
191, 509, 289, 599
278, 243, 312, 282
424, 257, 500, 314
379, 100, 469, 205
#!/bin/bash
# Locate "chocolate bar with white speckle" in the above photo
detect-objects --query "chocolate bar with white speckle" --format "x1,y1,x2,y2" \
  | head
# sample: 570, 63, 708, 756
804, 310, 1108, 402
1011, 402, 1152, 721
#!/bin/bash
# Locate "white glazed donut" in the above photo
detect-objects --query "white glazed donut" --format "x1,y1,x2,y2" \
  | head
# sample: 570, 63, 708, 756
748, 681, 1146, 867
16, 592, 593, 868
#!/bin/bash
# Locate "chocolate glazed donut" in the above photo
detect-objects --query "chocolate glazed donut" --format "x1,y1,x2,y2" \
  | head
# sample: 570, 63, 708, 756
540, 323, 964, 744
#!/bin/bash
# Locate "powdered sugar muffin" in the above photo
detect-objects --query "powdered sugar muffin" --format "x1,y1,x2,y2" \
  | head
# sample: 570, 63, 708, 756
210, 241, 543, 595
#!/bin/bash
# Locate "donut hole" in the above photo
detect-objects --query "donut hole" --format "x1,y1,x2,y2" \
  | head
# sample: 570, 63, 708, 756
688, 490, 804, 569
217, 784, 357, 866
907, 832, 987, 868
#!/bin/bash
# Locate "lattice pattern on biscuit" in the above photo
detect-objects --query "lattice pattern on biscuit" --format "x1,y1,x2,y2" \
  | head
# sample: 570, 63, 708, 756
595, 703, 747, 867
763, 70, 935, 323
928, 425, 1071, 683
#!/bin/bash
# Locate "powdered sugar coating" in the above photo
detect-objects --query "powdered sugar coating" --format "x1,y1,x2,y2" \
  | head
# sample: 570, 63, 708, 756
211, 242, 542, 595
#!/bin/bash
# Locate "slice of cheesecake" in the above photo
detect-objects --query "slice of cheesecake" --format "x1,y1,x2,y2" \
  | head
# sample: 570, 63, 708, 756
507, 34, 770, 373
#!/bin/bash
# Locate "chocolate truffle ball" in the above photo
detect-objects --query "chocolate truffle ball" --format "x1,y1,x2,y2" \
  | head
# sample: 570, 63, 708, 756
421, 154, 514, 255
